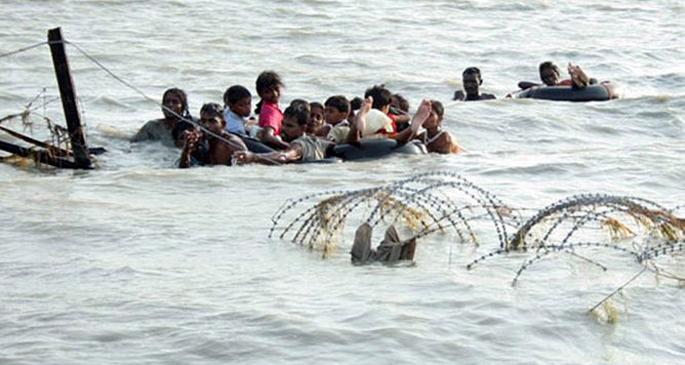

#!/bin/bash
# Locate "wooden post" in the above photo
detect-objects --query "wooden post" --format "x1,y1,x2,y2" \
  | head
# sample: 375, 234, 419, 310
47, 27, 92, 169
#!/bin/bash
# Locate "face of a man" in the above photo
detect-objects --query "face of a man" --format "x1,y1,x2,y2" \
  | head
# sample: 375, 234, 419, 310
463, 73, 481, 96
540, 68, 560, 86
281, 116, 304, 142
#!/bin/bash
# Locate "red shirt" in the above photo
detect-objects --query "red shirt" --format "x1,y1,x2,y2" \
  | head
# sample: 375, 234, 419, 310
258, 102, 283, 136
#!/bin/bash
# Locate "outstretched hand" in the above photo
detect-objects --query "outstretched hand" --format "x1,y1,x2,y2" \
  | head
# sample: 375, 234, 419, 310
232, 150, 255, 165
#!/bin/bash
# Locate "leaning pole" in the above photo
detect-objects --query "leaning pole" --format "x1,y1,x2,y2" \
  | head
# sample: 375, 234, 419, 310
47, 27, 92, 169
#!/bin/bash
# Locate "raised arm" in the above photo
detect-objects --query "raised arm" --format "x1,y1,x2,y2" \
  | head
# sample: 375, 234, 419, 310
393, 99, 432, 145
345, 96, 373, 145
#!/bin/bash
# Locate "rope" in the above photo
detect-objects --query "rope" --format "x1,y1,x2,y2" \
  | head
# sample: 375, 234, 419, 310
2, 39, 283, 165
0, 41, 48, 59
64, 40, 283, 165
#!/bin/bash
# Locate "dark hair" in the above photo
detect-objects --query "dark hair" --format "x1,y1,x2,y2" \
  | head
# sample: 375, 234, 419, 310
430, 100, 444, 119
391, 94, 409, 112
256, 71, 283, 95
223, 85, 251, 106
288, 98, 310, 115
163, 88, 193, 141
283, 102, 310, 126
462, 67, 482, 80
324, 95, 350, 114
539, 61, 560, 75
349, 97, 363, 112
162, 88, 190, 118
200, 102, 223, 120
310, 102, 324, 112
364, 85, 392, 110
255, 71, 284, 114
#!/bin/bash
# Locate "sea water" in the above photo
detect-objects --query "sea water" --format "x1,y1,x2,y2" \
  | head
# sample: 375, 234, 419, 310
1, 1, 684, 364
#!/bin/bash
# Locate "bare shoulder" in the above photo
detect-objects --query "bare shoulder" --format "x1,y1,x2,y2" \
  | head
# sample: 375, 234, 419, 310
453, 90, 465, 101
430, 132, 459, 154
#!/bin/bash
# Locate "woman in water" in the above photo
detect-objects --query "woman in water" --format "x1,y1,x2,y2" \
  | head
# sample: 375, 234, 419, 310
131, 88, 194, 148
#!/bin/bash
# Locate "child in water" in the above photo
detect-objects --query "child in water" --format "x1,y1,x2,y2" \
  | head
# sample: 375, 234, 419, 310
307, 101, 328, 137
223, 85, 252, 136
255, 71, 288, 149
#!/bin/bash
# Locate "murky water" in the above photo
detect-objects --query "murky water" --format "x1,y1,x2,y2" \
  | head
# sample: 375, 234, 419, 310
1, 1, 684, 364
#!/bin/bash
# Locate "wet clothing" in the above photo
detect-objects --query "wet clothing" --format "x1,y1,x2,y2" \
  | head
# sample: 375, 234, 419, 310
258, 102, 283, 136
131, 119, 193, 148
327, 121, 350, 144
224, 109, 247, 136
291, 135, 334, 162
350, 224, 416, 264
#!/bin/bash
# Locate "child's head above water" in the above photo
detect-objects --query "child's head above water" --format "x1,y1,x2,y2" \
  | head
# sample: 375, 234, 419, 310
223, 85, 252, 118
324, 95, 350, 125
364, 85, 392, 113
256, 71, 284, 104
390, 93, 409, 113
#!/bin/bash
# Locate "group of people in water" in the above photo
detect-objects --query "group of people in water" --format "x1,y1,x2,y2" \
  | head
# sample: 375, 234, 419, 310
130, 61, 593, 167
453, 61, 594, 101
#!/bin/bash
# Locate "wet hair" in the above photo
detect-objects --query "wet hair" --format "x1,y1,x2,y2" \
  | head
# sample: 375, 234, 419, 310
223, 85, 251, 106
349, 97, 363, 112
162, 88, 190, 118
310, 102, 324, 112
200, 102, 223, 121
289, 98, 311, 113
163, 88, 193, 141
539, 61, 560, 75
283, 102, 310, 126
391, 94, 409, 112
254, 70, 284, 114
324, 95, 350, 114
462, 67, 482, 80
430, 100, 444, 120
364, 85, 392, 110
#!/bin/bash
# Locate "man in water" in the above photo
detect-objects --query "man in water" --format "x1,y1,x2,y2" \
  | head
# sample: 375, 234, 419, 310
453, 67, 496, 101
233, 103, 333, 164
179, 103, 246, 168
538, 61, 592, 88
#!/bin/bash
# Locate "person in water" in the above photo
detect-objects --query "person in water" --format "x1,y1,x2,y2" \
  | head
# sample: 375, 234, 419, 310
453, 67, 496, 101
347, 95, 433, 147
390, 93, 411, 131
346, 96, 363, 124
223, 85, 252, 136
234, 103, 334, 164
179, 103, 246, 168
307, 101, 328, 137
364, 85, 397, 135
537, 61, 593, 88
131, 88, 194, 148
254, 71, 288, 150
413, 100, 460, 154
324, 95, 351, 143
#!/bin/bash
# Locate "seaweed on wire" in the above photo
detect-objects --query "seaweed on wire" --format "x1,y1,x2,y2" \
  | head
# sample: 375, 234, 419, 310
271, 172, 511, 259
467, 194, 685, 271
